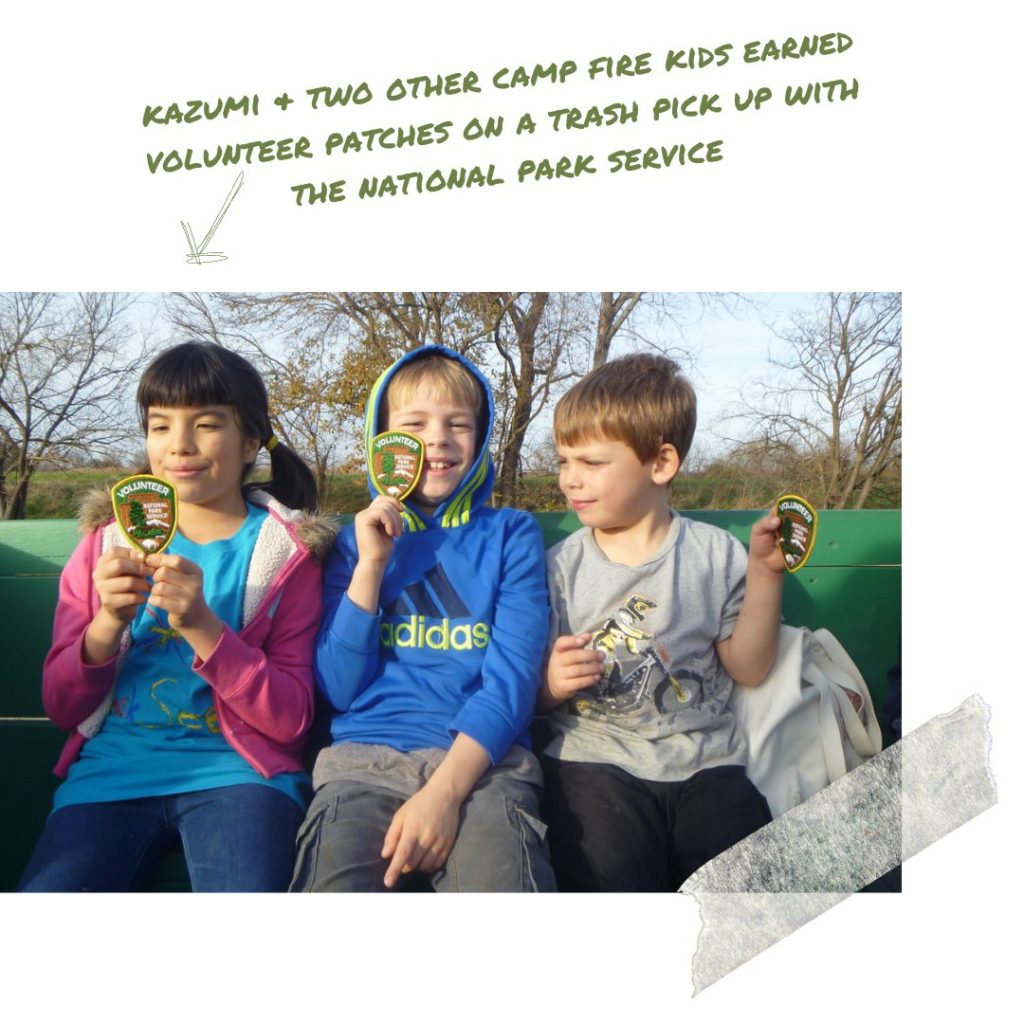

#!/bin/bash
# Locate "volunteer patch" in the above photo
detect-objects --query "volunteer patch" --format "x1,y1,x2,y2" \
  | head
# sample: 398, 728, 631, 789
369, 431, 425, 501
775, 493, 817, 573
111, 474, 178, 555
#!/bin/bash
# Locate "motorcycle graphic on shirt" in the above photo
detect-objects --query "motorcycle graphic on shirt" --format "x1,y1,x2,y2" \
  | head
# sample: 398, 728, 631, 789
571, 593, 701, 716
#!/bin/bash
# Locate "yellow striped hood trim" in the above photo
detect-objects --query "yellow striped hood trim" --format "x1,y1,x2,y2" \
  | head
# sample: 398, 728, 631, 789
363, 344, 495, 530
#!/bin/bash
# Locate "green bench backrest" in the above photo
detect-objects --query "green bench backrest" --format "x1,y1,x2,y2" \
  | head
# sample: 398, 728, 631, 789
0, 510, 900, 891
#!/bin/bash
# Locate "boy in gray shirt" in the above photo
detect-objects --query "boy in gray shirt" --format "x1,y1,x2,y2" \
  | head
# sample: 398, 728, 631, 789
539, 353, 784, 891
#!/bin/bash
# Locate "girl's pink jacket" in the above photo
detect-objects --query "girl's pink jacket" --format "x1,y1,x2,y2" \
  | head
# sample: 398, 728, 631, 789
43, 490, 336, 779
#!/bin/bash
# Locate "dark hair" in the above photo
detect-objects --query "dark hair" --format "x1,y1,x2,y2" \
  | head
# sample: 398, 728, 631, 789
137, 342, 318, 511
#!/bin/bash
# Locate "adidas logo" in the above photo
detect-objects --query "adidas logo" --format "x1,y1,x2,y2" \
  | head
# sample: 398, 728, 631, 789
381, 563, 490, 650
380, 616, 490, 651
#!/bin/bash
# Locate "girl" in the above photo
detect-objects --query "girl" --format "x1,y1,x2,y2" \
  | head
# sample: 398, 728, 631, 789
18, 342, 335, 892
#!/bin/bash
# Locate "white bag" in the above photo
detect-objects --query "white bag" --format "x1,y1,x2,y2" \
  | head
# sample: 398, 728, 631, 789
729, 624, 883, 818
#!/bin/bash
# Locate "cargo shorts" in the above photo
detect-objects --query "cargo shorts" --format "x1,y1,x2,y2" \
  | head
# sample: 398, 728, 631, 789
290, 742, 556, 893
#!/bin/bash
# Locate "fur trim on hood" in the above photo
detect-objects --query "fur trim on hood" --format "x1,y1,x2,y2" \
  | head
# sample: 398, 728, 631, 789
291, 513, 340, 562
77, 486, 338, 562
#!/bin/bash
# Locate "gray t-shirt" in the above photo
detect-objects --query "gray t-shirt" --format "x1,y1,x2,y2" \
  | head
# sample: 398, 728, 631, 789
544, 514, 749, 782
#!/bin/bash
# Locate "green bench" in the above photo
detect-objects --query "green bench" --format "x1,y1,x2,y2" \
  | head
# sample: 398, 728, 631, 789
0, 510, 901, 892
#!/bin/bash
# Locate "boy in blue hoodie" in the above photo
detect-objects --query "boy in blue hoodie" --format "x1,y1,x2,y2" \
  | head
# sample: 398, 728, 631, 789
291, 345, 555, 892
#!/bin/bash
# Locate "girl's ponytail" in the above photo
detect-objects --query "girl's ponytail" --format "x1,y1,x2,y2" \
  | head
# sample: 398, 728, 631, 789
248, 436, 318, 513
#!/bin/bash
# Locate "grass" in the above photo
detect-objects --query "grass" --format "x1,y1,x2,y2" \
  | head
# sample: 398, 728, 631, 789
18, 467, 900, 519
24, 468, 125, 519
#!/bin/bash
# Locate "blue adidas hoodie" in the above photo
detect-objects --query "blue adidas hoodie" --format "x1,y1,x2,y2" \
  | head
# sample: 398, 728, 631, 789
315, 345, 549, 763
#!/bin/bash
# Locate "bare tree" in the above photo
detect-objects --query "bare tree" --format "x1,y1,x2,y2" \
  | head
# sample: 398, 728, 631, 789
478, 293, 603, 507
166, 293, 716, 509
0, 293, 143, 519
593, 292, 643, 368
331, 292, 489, 355
724, 292, 901, 509
486, 293, 548, 507
166, 293, 362, 502
592, 292, 759, 371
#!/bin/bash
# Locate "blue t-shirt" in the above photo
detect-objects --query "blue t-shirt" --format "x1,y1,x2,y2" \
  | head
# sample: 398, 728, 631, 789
54, 503, 309, 811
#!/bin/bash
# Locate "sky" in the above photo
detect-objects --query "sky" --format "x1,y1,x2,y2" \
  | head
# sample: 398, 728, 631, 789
634, 291, 819, 458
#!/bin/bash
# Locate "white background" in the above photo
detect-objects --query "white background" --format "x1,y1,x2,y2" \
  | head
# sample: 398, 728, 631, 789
1, 1, 1019, 1020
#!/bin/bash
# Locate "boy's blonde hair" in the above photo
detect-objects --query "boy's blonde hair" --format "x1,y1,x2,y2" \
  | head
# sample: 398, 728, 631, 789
554, 353, 697, 465
382, 352, 484, 427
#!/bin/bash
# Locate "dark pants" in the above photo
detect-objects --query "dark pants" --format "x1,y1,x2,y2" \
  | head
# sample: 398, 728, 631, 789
541, 758, 772, 892
17, 784, 305, 893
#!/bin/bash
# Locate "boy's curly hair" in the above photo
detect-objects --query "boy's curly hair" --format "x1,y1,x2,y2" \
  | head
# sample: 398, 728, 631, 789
554, 353, 697, 464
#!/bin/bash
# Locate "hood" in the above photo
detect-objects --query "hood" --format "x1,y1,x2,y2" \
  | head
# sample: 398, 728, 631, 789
77, 486, 338, 561
363, 344, 495, 531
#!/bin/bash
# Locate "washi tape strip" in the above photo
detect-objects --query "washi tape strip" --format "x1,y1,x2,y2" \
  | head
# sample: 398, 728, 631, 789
681, 695, 997, 994
110, 474, 178, 555
775, 493, 818, 572
369, 430, 425, 502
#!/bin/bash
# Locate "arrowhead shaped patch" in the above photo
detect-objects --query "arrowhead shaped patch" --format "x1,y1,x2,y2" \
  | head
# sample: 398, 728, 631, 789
368, 431, 425, 502
775, 493, 818, 573
111, 474, 178, 555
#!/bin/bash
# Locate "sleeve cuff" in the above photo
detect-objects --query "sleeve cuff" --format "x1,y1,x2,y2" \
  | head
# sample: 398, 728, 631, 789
328, 593, 382, 653
448, 712, 513, 766
76, 634, 119, 683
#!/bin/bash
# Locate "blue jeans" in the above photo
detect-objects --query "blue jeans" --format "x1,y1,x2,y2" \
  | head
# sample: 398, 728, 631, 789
17, 784, 305, 892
